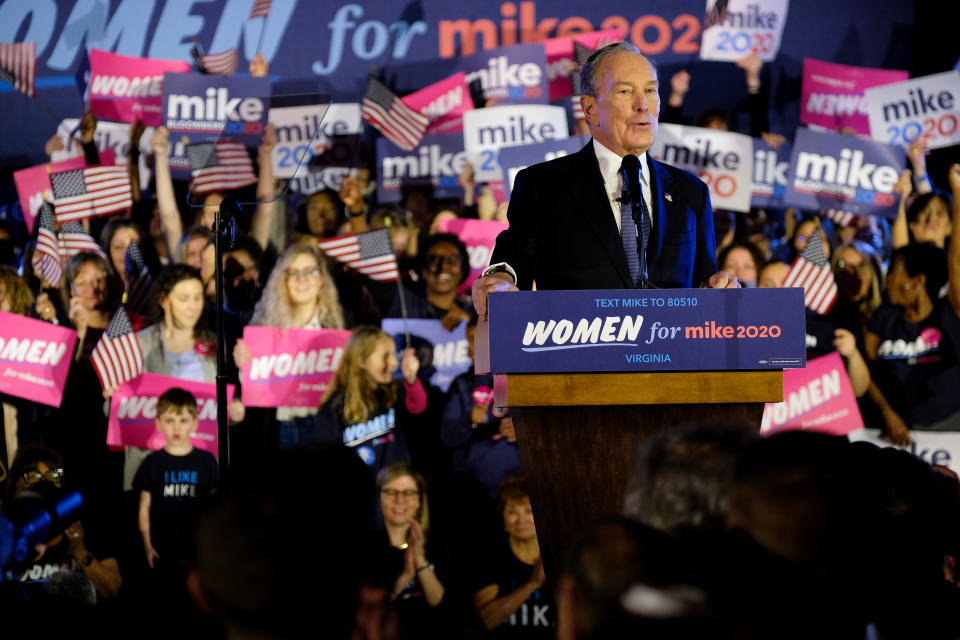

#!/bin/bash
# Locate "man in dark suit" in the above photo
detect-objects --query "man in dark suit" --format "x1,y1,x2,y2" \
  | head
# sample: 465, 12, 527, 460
473, 42, 737, 317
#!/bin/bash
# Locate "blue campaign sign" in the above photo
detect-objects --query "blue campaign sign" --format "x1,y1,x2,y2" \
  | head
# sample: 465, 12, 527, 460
162, 73, 271, 148
750, 138, 791, 209
499, 135, 591, 198
377, 132, 467, 204
458, 43, 548, 106
486, 288, 806, 373
382, 318, 471, 392
781, 127, 905, 219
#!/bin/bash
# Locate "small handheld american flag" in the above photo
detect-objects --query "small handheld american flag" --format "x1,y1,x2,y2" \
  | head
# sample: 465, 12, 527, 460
32, 203, 63, 287
248, 0, 272, 19
57, 220, 107, 262
362, 76, 429, 152
197, 48, 239, 76
782, 225, 838, 315
50, 165, 133, 222
124, 241, 153, 316
0, 42, 36, 97
91, 306, 145, 391
188, 141, 258, 194
318, 228, 399, 282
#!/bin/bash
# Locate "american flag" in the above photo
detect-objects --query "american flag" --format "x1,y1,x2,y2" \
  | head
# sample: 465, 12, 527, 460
124, 241, 153, 316
200, 48, 239, 76
249, 0, 272, 19
57, 221, 107, 261
362, 76, 429, 151
783, 227, 838, 315
318, 229, 399, 282
820, 209, 856, 227
50, 165, 133, 222
188, 141, 258, 194
32, 203, 63, 286
91, 306, 144, 391
0, 42, 36, 97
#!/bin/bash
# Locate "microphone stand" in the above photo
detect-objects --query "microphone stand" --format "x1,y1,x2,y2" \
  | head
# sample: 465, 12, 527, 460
214, 197, 240, 484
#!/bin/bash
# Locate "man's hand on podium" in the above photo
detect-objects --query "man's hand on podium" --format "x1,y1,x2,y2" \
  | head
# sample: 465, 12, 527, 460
702, 270, 741, 289
472, 272, 518, 319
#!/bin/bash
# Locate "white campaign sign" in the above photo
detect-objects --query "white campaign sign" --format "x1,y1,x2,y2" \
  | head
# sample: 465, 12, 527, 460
269, 103, 361, 179
51, 118, 153, 187
849, 429, 960, 475
864, 71, 960, 150
462, 105, 569, 182
700, 0, 790, 62
650, 123, 754, 213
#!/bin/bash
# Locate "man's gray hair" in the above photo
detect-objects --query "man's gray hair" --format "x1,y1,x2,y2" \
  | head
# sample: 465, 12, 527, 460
579, 42, 658, 97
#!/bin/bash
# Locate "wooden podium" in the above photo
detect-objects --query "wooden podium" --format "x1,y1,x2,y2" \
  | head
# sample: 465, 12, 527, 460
475, 290, 794, 580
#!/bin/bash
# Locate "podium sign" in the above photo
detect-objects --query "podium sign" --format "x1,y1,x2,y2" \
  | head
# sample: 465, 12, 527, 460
486, 288, 805, 373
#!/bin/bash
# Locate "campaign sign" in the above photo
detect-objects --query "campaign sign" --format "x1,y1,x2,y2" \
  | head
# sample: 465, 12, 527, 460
864, 71, 960, 150
437, 218, 509, 293
800, 58, 908, 135
463, 105, 570, 182
88, 49, 191, 127
498, 136, 591, 197
700, 0, 789, 62
107, 373, 233, 459
486, 288, 805, 373
381, 319, 470, 393
760, 352, 863, 435
402, 72, 473, 136
850, 429, 960, 475
782, 127, 904, 219
377, 132, 467, 204
544, 29, 621, 101
240, 327, 351, 408
270, 102, 361, 179
287, 166, 352, 195
650, 124, 754, 213
459, 43, 548, 107
0, 312, 77, 407
162, 73, 270, 147
751, 138, 792, 208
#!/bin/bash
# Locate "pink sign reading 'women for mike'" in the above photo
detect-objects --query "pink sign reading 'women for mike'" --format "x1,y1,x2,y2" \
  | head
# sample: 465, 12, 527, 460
438, 218, 508, 294
13, 150, 116, 232
88, 49, 191, 127
107, 373, 234, 458
241, 327, 351, 408
0, 312, 77, 407
800, 58, 908, 135
403, 72, 474, 136
761, 352, 863, 436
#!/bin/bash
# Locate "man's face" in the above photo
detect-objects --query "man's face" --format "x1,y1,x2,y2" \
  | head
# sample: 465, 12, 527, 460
583, 52, 660, 157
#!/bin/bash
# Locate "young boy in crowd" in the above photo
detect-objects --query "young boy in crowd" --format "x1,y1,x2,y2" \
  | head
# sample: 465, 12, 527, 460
135, 387, 219, 570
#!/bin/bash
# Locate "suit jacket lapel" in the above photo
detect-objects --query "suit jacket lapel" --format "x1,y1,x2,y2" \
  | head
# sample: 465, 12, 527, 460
646, 155, 675, 267
570, 142, 632, 287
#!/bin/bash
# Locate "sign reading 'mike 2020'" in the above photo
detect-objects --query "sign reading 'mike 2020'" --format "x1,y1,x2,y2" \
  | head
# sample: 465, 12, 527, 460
486, 288, 805, 373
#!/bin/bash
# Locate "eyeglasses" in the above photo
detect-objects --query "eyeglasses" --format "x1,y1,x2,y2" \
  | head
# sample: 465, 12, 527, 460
285, 267, 320, 281
381, 488, 419, 500
425, 254, 462, 269
22, 468, 64, 483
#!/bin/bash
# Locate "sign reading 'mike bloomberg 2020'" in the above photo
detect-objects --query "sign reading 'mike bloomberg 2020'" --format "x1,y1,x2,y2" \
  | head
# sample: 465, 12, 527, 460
162, 73, 271, 148
486, 288, 805, 373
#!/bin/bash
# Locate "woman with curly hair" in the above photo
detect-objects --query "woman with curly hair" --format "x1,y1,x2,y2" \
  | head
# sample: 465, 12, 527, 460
315, 326, 425, 473
233, 244, 347, 449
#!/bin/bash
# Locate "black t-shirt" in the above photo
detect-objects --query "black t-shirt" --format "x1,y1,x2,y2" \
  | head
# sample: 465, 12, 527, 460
475, 539, 554, 639
133, 448, 219, 559
867, 299, 960, 426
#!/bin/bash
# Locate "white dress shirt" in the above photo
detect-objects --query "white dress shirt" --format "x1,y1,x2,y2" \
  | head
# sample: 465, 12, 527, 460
592, 138, 653, 234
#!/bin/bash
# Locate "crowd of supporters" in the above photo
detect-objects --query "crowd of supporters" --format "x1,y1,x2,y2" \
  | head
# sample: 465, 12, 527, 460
0, 48, 958, 639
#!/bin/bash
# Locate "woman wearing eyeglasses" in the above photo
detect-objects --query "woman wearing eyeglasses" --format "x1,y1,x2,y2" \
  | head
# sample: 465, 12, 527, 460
376, 461, 452, 640
233, 244, 347, 450
3, 445, 122, 603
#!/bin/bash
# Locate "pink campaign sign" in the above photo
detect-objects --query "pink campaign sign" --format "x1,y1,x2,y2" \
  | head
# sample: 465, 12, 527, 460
544, 30, 621, 101
402, 72, 473, 136
800, 58, 908, 135
12, 149, 115, 232
0, 311, 77, 407
107, 373, 234, 459
438, 218, 508, 294
240, 327, 351, 408
761, 352, 864, 436
88, 49, 191, 127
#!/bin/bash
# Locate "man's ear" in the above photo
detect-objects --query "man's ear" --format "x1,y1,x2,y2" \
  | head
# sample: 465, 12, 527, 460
581, 95, 598, 127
